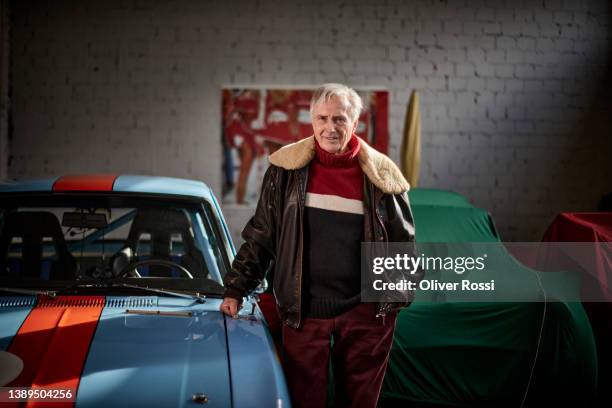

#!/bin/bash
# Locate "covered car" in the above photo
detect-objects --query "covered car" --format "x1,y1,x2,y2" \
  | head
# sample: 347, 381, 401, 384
380, 189, 597, 407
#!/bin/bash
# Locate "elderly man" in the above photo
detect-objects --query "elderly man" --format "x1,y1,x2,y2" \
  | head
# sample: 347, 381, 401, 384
220, 83, 418, 408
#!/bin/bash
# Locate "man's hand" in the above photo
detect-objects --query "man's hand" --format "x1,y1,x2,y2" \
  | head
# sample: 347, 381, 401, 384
220, 297, 241, 318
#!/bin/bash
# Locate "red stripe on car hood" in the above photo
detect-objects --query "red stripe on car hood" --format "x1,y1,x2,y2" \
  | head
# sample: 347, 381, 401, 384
7, 296, 105, 408
52, 174, 119, 191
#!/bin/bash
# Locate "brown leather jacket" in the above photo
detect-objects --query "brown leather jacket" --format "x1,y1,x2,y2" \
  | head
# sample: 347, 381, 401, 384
223, 136, 420, 328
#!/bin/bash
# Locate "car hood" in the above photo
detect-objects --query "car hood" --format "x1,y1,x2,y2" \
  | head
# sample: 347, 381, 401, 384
0, 295, 231, 408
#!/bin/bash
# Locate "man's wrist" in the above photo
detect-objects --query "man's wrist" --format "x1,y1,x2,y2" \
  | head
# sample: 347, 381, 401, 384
223, 287, 245, 302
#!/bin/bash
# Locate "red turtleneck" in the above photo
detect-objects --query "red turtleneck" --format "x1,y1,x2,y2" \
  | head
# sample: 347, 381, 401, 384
308, 134, 363, 202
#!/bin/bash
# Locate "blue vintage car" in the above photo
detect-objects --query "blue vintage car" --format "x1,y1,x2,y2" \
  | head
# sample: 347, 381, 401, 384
0, 174, 290, 407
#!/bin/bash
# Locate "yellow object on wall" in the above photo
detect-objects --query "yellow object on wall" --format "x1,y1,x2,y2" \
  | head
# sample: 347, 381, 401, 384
400, 90, 421, 188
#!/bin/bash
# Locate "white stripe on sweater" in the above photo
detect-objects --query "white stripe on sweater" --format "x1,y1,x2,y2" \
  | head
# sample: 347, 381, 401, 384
305, 192, 364, 215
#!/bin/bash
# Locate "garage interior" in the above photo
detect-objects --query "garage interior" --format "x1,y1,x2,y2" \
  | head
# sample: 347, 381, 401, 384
0, 1, 611, 406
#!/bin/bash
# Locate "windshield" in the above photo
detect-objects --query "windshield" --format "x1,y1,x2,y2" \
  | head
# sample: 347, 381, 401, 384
0, 194, 228, 296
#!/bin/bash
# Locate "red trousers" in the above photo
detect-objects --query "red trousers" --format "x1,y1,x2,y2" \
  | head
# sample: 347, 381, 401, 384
282, 303, 397, 408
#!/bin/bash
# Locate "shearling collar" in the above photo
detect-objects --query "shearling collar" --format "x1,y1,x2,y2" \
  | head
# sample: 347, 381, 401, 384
268, 135, 410, 194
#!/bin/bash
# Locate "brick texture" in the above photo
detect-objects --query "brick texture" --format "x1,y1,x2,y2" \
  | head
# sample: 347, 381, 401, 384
5, 0, 612, 241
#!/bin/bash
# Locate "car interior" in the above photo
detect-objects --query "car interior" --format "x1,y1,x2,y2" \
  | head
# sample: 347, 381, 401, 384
0, 206, 211, 282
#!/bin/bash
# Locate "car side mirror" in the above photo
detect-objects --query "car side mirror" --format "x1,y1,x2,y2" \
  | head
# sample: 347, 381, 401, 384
253, 278, 268, 295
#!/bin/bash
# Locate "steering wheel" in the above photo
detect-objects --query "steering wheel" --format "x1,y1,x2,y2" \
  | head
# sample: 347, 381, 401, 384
116, 258, 194, 279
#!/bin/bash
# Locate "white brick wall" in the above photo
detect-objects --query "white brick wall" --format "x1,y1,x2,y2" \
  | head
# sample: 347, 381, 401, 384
6, 0, 612, 241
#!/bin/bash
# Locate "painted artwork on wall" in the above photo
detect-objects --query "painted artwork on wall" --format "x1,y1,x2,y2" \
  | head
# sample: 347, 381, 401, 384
221, 87, 389, 206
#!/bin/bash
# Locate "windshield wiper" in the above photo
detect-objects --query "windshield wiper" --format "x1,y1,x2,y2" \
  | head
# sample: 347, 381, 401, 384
113, 283, 207, 303
0, 287, 57, 297
57, 282, 206, 303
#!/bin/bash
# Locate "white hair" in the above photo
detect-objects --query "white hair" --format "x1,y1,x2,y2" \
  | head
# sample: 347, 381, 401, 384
310, 83, 363, 124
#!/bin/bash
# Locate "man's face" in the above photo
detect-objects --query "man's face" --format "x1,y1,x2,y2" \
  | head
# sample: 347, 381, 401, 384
311, 96, 357, 154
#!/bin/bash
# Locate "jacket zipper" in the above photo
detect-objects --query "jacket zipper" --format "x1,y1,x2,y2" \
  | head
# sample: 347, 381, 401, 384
368, 181, 391, 318
295, 167, 308, 328
373, 186, 389, 243
378, 196, 392, 318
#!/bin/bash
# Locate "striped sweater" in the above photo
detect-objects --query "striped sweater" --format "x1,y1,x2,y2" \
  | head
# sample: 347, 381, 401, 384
303, 134, 364, 318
